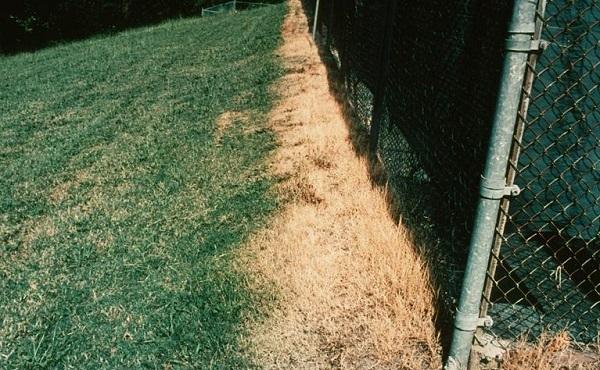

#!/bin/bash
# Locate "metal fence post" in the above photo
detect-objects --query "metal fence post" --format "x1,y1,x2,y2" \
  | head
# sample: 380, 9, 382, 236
445, 0, 538, 369
479, 0, 547, 323
312, 0, 321, 40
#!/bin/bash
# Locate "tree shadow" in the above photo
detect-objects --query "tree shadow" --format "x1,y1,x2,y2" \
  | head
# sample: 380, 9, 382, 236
0, 0, 284, 56
0, 14, 190, 56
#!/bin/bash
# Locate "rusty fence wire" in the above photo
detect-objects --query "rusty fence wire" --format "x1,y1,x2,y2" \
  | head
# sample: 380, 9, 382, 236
306, 0, 600, 354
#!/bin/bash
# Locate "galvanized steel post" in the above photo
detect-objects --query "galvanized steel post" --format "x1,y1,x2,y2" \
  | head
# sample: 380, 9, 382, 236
312, 0, 321, 40
445, 0, 538, 369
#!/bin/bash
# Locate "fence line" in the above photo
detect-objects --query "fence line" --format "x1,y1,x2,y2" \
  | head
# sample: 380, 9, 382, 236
307, 0, 600, 368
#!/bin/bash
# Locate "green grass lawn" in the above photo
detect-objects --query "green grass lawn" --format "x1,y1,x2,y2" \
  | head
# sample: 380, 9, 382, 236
0, 5, 285, 368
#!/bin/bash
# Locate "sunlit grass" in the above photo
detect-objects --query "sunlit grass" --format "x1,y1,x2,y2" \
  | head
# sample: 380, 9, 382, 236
0, 5, 285, 368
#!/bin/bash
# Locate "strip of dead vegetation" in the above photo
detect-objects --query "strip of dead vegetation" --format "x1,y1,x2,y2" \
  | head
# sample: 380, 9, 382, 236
238, 0, 442, 368
233, 2, 600, 369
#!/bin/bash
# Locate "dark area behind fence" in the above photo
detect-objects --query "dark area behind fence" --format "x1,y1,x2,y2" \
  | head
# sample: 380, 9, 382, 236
306, 0, 600, 351
306, 0, 513, 320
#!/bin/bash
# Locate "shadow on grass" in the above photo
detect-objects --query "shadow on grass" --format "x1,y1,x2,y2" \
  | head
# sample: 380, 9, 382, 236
0, 15, 193, 56
298, 0, 466, 357
0, 0, 285, 56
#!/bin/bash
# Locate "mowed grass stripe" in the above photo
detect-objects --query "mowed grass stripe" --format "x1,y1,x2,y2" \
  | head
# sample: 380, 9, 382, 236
0, 5, 285, 369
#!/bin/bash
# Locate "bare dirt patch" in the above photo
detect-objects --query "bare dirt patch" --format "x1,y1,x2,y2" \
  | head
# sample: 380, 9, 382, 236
240, 0, 442, 368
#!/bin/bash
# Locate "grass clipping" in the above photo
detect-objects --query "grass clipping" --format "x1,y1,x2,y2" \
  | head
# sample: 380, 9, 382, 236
240, 0, 442, 368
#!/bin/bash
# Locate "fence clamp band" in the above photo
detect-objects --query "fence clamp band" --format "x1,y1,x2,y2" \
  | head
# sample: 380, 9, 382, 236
454, 311, 494, 331
505, 39, 548, 52
480, 177, 521, 200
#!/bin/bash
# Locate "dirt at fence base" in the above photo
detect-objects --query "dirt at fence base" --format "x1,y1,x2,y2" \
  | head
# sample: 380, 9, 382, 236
238, 0, 442, 368
473, 331, 600, 370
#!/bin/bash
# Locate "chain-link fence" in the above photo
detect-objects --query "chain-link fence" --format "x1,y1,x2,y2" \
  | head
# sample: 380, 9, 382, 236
481, 0, 600, 346
306, 0, 599, 366
308, 0, 515, 317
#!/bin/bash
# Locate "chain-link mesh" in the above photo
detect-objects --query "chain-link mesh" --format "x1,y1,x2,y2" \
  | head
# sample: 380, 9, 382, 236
482, 0, 600, 345
382, 1, 513, 255
305, 0, 514, 313
306, 0, 600, 347
310, 0, 389, 129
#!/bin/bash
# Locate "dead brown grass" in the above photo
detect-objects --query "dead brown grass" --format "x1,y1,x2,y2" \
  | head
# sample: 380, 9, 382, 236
500, 332, 600, 370
239, 0, 442, 368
